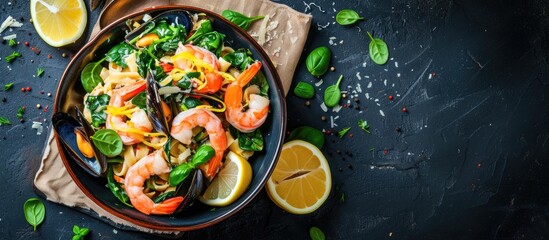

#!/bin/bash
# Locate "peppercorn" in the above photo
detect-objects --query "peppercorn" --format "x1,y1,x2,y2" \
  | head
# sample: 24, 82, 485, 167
396, 127, 402, 132
62, 53, 67, 58
347, 164, 353, 170
336, 149, 341, 154
26, 86, 31, 92
321, 115, 327, 121
24, 41, 29, 46
342, 93, 347, 99
304, 100, 311, 107
388, 95, 394, 101
1, 97, 6, 102
401, 107, 408, 113
47, 93, 51, 97
36, 104, 41, 109
354, 105, 360, 110
47, 54, 52, 59
21, 88, 25, 92
354, 98, 359, 103
330, 66, 335, 71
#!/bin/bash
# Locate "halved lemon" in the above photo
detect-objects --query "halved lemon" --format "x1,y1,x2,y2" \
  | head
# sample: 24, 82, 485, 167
266, 140, 332, 214
30, 0, 87, 47
199, 151, 253, 207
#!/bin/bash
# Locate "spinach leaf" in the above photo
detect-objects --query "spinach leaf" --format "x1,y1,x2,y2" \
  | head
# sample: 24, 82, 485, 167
85, 94, 110, 128
306, 46, 331, 77
90, 129, 123, 157
309, 227, 326, 240
193, 31, 225, 57
181, 96, 203, 110
23, 197, 45, 231
221, 10, 264, 30
177, 72, 201, 90
136, 49, 154, 78
107, 165, 133, 207
323, 75, 343, 107
222, 48, 254, 71
185, 20, 213, 44
293, 82, 315, 99
149, 20, 187, 55
336, 9, 364, 25
287, 126, 324, 149
81, 60, 104, 93
247, 70, 269, 96
131, 92, 147, 109
105, 42, 135, 68
238, 128, 264, 151
367, 32, 389, 65
153, 191, 175, 203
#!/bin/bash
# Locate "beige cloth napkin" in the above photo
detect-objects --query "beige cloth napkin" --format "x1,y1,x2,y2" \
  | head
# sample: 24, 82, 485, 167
33, 0, 310, 235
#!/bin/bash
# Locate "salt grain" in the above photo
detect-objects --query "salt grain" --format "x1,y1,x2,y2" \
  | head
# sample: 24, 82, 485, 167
367, 82, 372, 88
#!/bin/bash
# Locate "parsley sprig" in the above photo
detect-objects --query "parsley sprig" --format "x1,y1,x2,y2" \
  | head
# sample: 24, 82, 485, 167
358, 119, 370, 133
5, 51, 21, 63
338, 127, 351, 138
36, 67, 44, 77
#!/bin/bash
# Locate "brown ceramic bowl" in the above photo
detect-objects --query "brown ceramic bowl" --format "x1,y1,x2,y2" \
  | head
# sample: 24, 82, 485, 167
54, 5, 286, 231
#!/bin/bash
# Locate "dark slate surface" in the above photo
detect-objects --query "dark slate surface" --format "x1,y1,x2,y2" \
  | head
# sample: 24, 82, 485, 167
1, 0, 548, 239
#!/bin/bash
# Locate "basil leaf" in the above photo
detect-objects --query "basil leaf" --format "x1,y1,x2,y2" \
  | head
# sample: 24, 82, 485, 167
221, 10, 264, 30
23, 197, 45, 231
367, 32, 389, 65
306, 46, 331, 77
85, 94, 110, 128
0, 117, 11, 126
336, 9, 364, 25
190, 144, 216, 167
323, 75, 343, 107
310, 227, 325, 240
81, 61, 104, 93
105, 42, 135, 68
222, 48, 254, 71
287, 126, 324, 149
107, 165, 132, 207
90, 129, 123, 157
72, 225, 80, 234
293, 82, 315, 99
169, 163, 194, 186
238, 128, 264, 151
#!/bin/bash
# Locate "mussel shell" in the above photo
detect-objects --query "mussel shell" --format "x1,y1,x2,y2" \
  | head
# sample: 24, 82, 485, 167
146, 70, 171, 135
124, 10, 193, 46
173, 169, 204, 214
52, 112, 107, 177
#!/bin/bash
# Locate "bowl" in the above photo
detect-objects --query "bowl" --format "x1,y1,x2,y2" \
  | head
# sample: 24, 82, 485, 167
53, 5, 286, 231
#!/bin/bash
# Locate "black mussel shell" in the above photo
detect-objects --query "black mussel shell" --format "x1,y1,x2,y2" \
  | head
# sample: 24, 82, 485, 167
52, 111, 107, 177
173, 169, 204, 214
125, 10, 193, 46
146, 70, 170, 134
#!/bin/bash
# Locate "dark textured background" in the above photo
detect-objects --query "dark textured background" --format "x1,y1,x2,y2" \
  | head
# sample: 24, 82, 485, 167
1, 0, 548, 239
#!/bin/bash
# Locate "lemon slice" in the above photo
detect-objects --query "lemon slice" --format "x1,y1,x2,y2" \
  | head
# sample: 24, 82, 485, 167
30, 0, 87, 47
266, 140, 332, 214
199, 151, 253, 207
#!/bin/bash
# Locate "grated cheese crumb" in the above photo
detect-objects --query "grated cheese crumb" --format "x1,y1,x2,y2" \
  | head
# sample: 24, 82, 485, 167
315, 79, 324, 87
320, 102, 328, 112
379, 110, 385, 117
356, 72, 361, 80
332, 104, 342, 112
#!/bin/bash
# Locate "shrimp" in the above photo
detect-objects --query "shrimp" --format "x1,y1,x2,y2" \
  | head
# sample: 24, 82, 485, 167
170, 108, 228, 178
124, 150, 184, 215
224, 61, 269, 133
173, 43, 223, 94
105, 81, 152, 145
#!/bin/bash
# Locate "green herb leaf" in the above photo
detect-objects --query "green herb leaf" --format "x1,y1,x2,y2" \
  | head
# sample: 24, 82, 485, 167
336, 9, 364, 25
72, 225, 90, 240
85, 94, 110, 128
287, 126, 324, 149
222, 48, 255, 71
6, 51, 21, 63
185, 20, 213, 44
338, 127, 351, 138
323, 75, 343, 107
358, 119, 370, 134
131, 92, 147, 109
90, 129, 123, 157
36, 67, 44, 77
238, 128, 264, 151
23, 197, 45, 231
309, 227, 326, 240
192, 31, 225, 57
190, 144, 216, 167
72, 225, 80, 234
4, 82, 14, 91
153, 191, 175, 203
340, 193, 345, 203
293, 82, 315, 99
8, 39, 16, 47
0, 117, 11, 126
222, 10, 264, 30
105, 42, 134, 68
306, 46, 331, 77
106, 165, 132, 207
367, 32, 389, 65
17, 106, 25, 120
81, 60, 105, 93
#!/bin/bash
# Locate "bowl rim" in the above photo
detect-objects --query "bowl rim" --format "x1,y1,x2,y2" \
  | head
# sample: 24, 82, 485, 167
54, 5, 286, 231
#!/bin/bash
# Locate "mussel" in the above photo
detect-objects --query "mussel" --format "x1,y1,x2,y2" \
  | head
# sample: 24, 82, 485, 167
146, 70, 170, 135
52, 107, 107, 177
172, 169, 205, 214
125, 10, 193, 47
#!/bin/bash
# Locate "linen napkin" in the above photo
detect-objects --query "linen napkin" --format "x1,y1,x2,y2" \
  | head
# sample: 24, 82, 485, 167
33, 0, 311, 235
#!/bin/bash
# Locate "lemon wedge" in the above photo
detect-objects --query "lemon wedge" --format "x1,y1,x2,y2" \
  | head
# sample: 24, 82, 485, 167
30, 0, 87, 47
266, 140, 332, 214
199, 151, 253, 207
